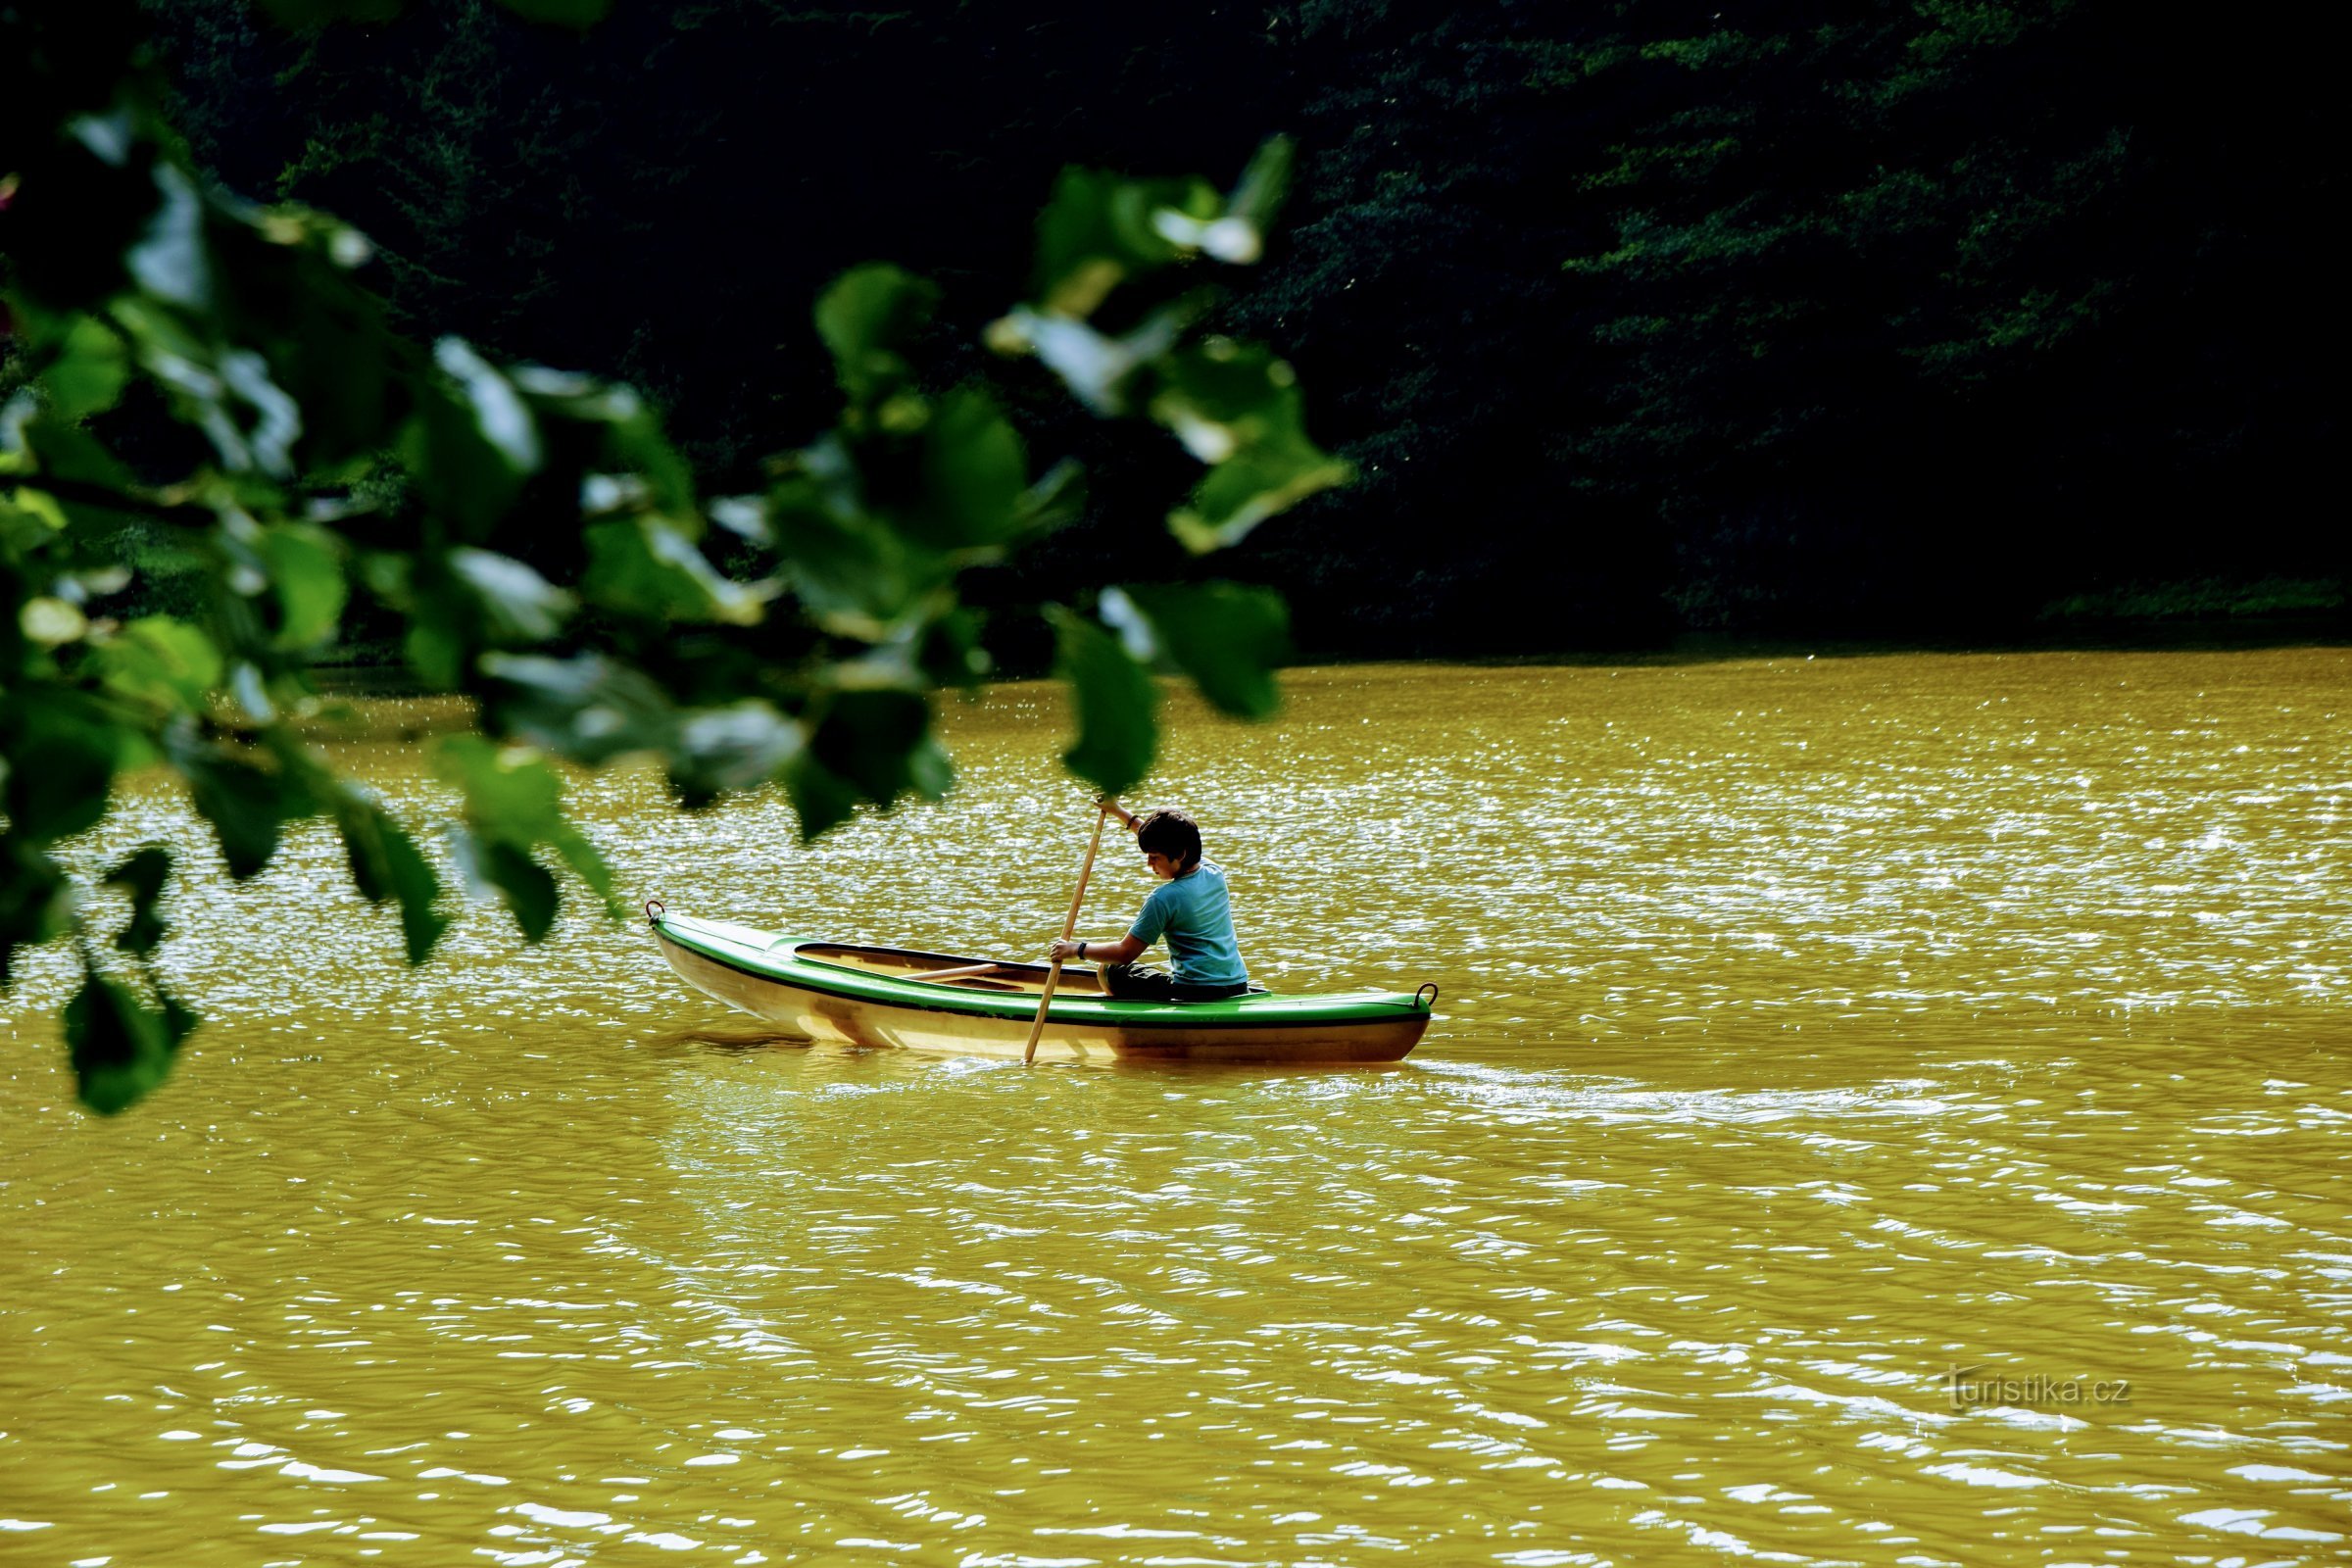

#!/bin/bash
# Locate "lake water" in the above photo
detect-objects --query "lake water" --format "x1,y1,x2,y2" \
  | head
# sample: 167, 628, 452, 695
4, 648, 2349, 1565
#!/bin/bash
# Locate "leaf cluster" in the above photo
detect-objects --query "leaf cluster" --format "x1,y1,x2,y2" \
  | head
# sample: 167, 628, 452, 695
0, 0, 1348, 1112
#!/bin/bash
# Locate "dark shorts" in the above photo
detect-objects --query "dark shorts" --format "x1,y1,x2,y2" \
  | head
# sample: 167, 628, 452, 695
1100, 963, 1258, 1004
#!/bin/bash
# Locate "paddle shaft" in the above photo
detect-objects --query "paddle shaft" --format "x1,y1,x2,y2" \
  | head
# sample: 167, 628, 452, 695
1023, 803, 1114, 1063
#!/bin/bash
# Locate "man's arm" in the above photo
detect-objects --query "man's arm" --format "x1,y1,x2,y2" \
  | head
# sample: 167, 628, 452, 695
1052, 876, 1159, 965
1049, 931, 1146, 965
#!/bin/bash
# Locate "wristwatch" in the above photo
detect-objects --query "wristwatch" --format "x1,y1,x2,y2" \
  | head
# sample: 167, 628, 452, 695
1078, 941, 1089, 959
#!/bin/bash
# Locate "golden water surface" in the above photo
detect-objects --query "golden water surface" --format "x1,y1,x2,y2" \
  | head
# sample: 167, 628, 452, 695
4, 649, 2349, 1566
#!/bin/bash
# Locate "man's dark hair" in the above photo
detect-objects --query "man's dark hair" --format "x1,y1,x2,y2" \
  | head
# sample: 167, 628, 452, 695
1135, 808, 1203, 870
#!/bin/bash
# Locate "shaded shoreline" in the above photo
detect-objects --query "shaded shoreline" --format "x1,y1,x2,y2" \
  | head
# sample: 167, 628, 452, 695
315, 608, 2352, 698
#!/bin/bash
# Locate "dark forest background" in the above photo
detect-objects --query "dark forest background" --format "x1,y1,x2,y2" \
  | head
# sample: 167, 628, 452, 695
143, 0, 2343, 657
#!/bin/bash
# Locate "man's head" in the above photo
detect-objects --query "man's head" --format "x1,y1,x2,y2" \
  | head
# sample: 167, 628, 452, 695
1135, 808, 1203, 878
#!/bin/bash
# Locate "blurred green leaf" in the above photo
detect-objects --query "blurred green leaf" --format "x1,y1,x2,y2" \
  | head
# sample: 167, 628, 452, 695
1223, 137, 1294, 240
1154, 339, 1353, 553
227, 662, 277, 725
435, 735, 565, 842
355, 550, 412, 609
916, 607, 995, 689
0, 499, 55, 557
96, 618, 222, 713
450, 547, 575, 642
1149, 336, 1298, 455
0, 687, 121, 843
330, 786, 447, 964
108, 296, 301, 477
21, 595, 89, 647
808, 689, 936, 806
0, 844, 74, 991
487, 659, 816, 813
769, 460, 942, 638
995, 304, 1190, 417
434, 336, 541, 475
1050, 607, 1158, 796
815, 264, 940, 412
255, 219, 396, 465
707, 494, 773, 545
1149, 138, 1293, 264
671, 701, 806, 806
483, 652, 677, 764
435, 736, 624, 929
450, 830, 561, 943
512, 367, 648, 424
582, 515, 766, 625
906, 737, 954, 800
1169, 436, 1352, 555
908, 388, 1028, 548
1030, 168, 1209, 315
22, 409, 135, 491
67, 969, 198, 1116
483, 843, 561, 940
544, 829, 619, 918
388, 552, 493, 687
126, 165, 214, 310
779, 752, 860, 842
175, 738, 308, 879
41, 316, 131, 422
518, 368, 696, 514
1018, 459, 1088, 536
260, 524, 346, 649
404, 621, 466, 689
407, 362, 527, 536
1103, 581, 1290, 719
104, 846, 173, 956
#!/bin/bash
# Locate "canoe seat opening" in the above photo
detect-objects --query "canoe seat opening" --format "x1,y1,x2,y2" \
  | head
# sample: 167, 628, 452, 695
792, 941, 1112, 994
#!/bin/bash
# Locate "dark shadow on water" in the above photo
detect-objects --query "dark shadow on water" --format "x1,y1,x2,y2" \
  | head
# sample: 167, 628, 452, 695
1095, 1056, 1419, 1079
643, 1024, 813, 1056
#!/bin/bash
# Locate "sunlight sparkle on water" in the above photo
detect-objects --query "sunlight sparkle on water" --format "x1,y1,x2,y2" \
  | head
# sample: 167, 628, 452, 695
3, 650, 2349, 1564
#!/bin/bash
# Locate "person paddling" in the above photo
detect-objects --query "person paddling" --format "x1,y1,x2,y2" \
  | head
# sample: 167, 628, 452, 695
1048, 803, 1255, 1002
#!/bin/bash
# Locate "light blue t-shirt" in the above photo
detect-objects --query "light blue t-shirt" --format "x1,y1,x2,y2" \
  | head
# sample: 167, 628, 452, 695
1127, 859, 1250, 987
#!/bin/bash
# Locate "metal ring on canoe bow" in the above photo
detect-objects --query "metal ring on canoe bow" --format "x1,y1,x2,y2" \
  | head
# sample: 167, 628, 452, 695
1416, 983, 1440, 1010
645, 898, 665, 925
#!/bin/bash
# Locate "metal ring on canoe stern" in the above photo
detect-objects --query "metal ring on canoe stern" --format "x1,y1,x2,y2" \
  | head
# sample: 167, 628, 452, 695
645, 898, 665, 925
1415, 983, 1440, 1010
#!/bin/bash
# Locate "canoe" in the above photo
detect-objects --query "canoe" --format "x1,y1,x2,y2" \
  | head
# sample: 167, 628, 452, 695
646, 904, 1439, 1064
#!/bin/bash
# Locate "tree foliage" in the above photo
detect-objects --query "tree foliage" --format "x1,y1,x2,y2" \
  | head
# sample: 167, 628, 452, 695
1239, 0, 2340, 640
132, 0, 2341, 650
0, 0, 1349, 1112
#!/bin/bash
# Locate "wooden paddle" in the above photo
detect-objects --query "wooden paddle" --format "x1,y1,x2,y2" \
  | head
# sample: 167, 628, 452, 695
911, 960, 1006, 984
1023, 798, 1116, 1064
